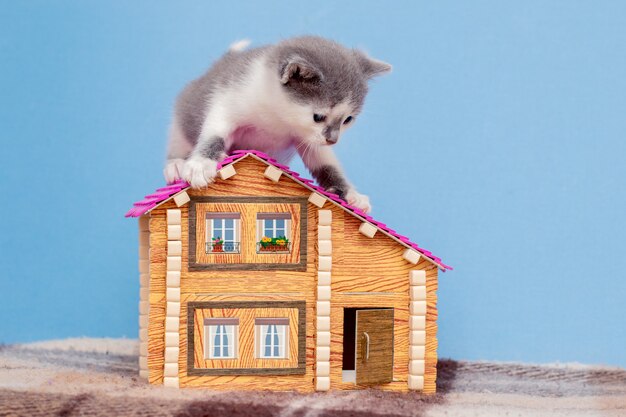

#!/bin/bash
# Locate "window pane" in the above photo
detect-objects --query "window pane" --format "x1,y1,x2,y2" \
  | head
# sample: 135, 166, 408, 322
224, 229, 234, 241
225, 219, 233, 228
276, 219, 285, 229
264, 219, 273, 235
213, 219, 223, 229
213, 326, 222, 357
276, 228, 285, 237
264, 325, 272, 357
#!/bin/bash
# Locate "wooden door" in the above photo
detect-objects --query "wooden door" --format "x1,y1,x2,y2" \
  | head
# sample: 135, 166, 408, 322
355, 309, 394, 385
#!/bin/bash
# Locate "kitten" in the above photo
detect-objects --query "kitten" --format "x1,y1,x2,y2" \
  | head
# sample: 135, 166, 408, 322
164, 36, 391, 213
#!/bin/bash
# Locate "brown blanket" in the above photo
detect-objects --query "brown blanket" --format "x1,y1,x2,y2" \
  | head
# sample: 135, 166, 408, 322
0, 338, 624, 416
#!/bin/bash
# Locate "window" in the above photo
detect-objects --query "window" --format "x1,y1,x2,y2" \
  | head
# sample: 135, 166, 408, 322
255, 318, 289, 359
206, 213, 240, 253
204, 318, 239, 359
257, 213, 292, 253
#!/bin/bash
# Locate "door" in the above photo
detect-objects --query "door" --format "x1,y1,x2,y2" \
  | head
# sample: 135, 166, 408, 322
355, 309, 394, 385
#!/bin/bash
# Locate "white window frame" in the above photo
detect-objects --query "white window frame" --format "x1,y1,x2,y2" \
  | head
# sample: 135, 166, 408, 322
204, 320, 239, 359
255, 319, 289, 359
206, 213, 241, 253
256, 214, 291, 241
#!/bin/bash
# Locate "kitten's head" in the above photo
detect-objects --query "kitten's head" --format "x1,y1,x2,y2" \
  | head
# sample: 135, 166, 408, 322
274, 36, 391, 146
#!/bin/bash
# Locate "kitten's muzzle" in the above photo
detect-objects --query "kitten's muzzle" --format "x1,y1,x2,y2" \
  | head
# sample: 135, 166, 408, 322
323, 128, 339, 144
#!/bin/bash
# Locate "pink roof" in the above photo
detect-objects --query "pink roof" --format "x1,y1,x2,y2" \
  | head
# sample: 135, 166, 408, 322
126, 150, 451, 271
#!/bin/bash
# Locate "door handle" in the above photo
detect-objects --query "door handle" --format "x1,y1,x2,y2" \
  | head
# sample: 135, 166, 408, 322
363, 332, 370, 361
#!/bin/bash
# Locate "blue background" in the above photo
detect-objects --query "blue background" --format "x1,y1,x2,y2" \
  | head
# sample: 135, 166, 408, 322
1, 1, 625, 367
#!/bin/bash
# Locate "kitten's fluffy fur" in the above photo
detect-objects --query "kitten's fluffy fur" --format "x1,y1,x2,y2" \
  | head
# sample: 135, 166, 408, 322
165, 36, 391, 213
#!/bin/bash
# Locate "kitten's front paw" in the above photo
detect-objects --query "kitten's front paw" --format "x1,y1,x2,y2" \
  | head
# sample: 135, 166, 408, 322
164, 158, 186, 184
182, 157, 219, 188
346, 189, 371, 214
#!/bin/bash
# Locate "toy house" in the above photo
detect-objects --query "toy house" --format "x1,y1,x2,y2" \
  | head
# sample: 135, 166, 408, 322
126, 150, 451, 393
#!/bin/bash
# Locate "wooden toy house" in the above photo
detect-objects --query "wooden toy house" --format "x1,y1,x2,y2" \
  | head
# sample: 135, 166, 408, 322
126, 150, 451, 393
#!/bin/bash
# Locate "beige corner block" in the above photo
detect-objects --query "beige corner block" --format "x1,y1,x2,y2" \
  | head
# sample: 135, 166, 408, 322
173, 191, 190, 207
409, 315, 426, 331
318, 240, 332, 256
165, 316, 179, 333
410, 286, 427, 301
139, 230, 150, 247
318, 210, 332, 226
316, 376, 330, 391
138, 244, 149, 259
165, 332, 179, 347
139, 301, 149, 315
139, 343, 148, 357
139, 215, 150, 232
139, 287, 149, 301
166, 209, 181, 225
139, 314, 149, 329
166, 302, 181, 317
318, 225, 331, 240
139, 328, 148, 342
410, 301, 427, 316
139, 369, 149, 380
139, 355, 148, 369
316, 346, 330, 361
308, 192, 326, 208
408, 375, 424, 391
317, 285, 331, 301
166, 271, 181, 288
403, 248, 421, 264
167, 256, 182, 272
264, 165, 283, 182
317, 331, 331, 347
163, 361, 178, 377
139, 273, 149, 288
409, 360, 425, 376
167, 241, 182, 256
317, 301, 331, 316
410, 270, 427, 286
316, 361, 330, 377
317, 316, 330, 332
139, 259, 149, 273
317, 271, 331, 286
166, 287, 181, 302
163, 377, 179, 388
359, 222, 378, 238
409, 345, 426, 360
165, 347, 180, 363
318, 256, 332, 272
410, 330, 426, 346
167, 224, 182, 240
218, 164, 237, 180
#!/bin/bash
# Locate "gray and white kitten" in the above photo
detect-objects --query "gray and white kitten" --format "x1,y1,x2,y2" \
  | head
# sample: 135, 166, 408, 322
165, 36, 391, 213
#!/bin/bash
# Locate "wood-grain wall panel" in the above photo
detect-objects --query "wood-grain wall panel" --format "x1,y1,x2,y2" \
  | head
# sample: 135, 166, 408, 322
142, 155, 440, 392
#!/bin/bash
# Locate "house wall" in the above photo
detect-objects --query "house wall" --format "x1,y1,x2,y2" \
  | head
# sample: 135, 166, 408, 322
325, 203, 438, 393
145, 157, 438, 392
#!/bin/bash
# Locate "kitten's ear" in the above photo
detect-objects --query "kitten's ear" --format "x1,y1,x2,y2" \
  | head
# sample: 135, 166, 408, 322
354, 50, 392, 79
280, 56, 323, 84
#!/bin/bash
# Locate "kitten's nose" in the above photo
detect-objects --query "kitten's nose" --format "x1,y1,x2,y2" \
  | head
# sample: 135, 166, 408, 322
325, 130, 339, 144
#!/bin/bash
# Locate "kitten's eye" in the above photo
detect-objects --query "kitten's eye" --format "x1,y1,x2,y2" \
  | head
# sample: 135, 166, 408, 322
313, 114, 326, 123
343, 116, 353, 125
